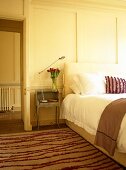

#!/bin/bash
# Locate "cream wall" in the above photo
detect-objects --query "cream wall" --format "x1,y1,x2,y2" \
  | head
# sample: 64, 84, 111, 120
29, 8, 76, 88
29, 6, 77, 125
0, 0, 24, 18
77, 10, 126, 64
29, 0, 126, 126
117, 16, 126, 64
77, 11, 117, 63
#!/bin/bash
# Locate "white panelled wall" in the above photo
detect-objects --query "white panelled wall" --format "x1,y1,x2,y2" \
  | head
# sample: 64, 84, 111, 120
29, 1, 126, 126
77, 11, 117, 63
117, 16, 126, 64
29, 8, 77, 88
77, 10, 126, 64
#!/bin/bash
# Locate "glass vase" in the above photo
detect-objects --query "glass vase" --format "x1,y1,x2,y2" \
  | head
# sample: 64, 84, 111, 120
51, 77, 58, 92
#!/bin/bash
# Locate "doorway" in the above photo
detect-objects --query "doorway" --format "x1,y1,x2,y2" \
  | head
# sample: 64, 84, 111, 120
0, 19, 24, 132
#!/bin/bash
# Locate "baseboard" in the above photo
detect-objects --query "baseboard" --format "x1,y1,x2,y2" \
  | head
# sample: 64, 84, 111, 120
12, 106, 21, 112
31, 119, 65, 127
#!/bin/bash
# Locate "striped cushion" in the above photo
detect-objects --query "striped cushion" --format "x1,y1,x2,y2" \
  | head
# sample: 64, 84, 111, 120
105, 76, 126, 93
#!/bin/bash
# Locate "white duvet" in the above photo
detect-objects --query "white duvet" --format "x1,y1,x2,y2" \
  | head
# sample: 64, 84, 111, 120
60, 93, 126, 153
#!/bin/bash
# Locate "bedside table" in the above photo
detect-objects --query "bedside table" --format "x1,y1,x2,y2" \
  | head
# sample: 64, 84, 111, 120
35, 89, 60, 129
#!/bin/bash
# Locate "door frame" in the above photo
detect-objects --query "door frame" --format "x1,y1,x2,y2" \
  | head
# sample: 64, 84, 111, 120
0, 18, 32, 131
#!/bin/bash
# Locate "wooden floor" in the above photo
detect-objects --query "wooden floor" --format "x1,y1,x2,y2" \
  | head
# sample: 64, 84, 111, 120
0, 111, 66, 134
0, 119, 24, 134
0, 111, 24, 134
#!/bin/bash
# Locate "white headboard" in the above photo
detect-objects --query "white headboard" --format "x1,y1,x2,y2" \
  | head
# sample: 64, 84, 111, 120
63, 62, 126, 96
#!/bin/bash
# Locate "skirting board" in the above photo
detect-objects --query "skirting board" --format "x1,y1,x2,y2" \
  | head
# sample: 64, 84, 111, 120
31, 119, 65, 127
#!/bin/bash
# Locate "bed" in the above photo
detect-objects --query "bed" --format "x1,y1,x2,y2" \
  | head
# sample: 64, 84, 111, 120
60, 62, 126, 167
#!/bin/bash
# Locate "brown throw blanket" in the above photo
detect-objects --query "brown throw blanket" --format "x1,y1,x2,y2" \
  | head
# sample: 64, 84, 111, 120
95, 98, 126, 156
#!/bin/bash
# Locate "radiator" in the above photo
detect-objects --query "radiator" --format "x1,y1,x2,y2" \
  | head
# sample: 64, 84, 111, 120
0, 87, 11, 112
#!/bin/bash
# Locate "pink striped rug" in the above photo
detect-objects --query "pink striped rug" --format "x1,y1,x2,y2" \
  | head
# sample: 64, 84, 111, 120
0, 127, 124, 170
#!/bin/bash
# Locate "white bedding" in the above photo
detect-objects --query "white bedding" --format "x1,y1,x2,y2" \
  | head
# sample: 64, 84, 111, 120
60, 93, 126, 153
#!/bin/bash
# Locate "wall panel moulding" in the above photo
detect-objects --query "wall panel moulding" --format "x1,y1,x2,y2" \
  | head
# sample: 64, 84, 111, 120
31, 0, 126, 10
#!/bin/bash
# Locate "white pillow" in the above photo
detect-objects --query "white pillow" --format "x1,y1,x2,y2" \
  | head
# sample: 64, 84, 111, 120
77, 73, 106, 95
69, 75, 82, 94
70, 84, 80, 94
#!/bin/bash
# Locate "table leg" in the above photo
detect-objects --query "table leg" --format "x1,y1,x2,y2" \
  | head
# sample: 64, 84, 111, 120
37, 107, 39, 130
56, 106, 60, 128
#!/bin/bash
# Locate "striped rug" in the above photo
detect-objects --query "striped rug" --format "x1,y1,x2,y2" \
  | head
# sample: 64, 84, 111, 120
0, 127, 124, 170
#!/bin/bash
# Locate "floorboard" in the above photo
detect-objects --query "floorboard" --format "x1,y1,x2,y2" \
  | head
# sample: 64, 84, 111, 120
0, 111, 67, 134
0, 111, 23, 134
